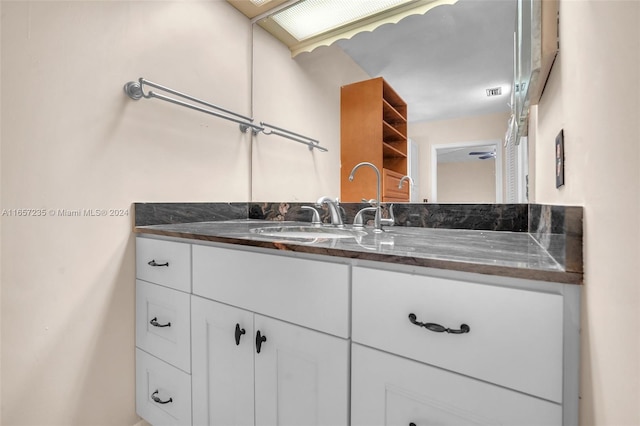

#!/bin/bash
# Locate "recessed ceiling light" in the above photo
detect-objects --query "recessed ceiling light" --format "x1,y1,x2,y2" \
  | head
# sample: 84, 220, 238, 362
271, 0, 413, 41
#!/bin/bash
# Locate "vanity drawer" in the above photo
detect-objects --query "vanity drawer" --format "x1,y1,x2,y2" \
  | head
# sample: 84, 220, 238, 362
136, 237, 191, 292
352, 267, 564, 402
136, 348, 192, 426
136, 280, 191, 373
382, 168, 409, 202
192, 245, 350, 338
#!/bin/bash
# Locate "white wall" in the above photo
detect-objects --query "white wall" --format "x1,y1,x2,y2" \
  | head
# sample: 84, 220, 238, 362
531, 1, 640, 424
0, 1, 252, 424
409, 111, 510, 202
252, 25, 369, 201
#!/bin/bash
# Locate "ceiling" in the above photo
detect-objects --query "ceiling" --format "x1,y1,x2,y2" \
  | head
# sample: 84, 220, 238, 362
332, 0, 516, 163
334, 0, 517, 124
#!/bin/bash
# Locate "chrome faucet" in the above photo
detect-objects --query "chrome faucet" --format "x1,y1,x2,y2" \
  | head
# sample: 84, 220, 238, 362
349, 162, 395, 232
315, 196, 344, 227
398, 175, 414, 189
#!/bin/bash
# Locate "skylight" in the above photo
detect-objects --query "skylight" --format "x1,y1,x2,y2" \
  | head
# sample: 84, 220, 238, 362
271, 0, 413, 41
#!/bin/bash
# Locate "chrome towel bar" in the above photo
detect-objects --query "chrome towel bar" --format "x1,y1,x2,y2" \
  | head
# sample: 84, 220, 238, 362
123, 77, 327, 152
260, 121, 327, 152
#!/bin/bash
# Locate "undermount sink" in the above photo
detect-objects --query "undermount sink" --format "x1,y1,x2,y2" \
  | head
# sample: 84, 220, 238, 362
251, 225, 367, 240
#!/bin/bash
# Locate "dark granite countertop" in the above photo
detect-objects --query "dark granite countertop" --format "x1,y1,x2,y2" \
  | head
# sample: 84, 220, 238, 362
134, 219, 583, 285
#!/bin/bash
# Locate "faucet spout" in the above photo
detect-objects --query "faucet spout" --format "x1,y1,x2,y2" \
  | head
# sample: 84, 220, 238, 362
398, 175, 414, 189
349, 162, 384, 232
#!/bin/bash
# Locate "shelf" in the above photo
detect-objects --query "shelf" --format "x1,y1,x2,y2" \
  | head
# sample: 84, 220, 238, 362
383, 142, 407, 159
383, 99, 407, 126
382, 121, 407, 143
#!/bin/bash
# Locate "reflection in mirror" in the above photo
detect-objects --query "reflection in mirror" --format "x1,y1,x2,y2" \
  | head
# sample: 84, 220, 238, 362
250, 0, 523, 203
431, 141, 502, 203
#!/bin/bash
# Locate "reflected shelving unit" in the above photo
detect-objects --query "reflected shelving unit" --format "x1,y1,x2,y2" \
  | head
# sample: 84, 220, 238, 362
340, 77, 409, 202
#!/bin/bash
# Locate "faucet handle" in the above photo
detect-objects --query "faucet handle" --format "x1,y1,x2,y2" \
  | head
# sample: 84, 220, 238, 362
353, 206, 377, 228
380, 204, 395, 227
300, 206, 322, 226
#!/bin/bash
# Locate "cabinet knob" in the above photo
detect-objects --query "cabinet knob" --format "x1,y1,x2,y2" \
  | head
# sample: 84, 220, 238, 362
151, 390, 173, 405
149, 317, 171, 328
408, 313, 470, 334
148, 259, 169, 267
235, 323, 246, 346
255, 330, 267, 354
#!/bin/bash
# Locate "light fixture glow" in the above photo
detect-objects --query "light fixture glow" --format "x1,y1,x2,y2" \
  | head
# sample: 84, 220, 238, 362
272, 0, 413, 41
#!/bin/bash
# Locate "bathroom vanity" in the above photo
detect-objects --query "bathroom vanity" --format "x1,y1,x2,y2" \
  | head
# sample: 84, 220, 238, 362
133, 202, 582, 426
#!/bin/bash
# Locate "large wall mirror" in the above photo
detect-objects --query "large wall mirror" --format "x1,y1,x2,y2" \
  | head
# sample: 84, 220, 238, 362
248, 0, 525, 203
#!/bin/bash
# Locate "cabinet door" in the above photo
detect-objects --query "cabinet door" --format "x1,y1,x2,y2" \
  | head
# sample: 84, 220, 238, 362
351, 344, 561, 426
191, 296, 254, 426
254, 315, 349, 426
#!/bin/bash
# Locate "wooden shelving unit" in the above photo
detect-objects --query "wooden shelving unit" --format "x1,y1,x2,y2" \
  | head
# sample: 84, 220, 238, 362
340, 77, 409, 202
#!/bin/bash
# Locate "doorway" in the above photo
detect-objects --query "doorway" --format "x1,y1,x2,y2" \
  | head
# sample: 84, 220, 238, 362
430, 140, 503, 203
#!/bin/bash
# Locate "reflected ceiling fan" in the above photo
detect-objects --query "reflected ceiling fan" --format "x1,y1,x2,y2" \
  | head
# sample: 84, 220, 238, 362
468, 150, 496, 160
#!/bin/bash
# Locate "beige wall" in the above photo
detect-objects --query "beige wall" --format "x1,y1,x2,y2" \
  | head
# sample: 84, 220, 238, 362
251, 25, 368, 201
531, 1, 640, 424
438, 160, 496, 203
2, 1, 639, 425
0, 2, 3, 421
409, 111, 510, 202
1, 1, 252, 424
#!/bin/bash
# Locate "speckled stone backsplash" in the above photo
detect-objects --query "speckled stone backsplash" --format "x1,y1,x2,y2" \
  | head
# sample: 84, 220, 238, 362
248, 202, 529, 231
134, 202, 580, 234
134, 202, 247, 226
529, 204, 583, 273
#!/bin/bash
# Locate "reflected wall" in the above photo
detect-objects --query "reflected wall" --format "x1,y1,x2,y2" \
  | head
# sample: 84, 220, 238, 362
251, 25, 368, 201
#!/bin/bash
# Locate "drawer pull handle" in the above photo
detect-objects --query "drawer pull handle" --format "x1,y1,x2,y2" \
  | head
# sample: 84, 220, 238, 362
148, 259, 169, 267
408, 313, 470, 334
151, 390, 173, 405
256, 330, 267, 354
150, 317, 171, 328
235, 323, 246, 345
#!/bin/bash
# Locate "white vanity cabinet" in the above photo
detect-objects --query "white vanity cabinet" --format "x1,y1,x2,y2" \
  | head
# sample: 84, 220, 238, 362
191, 244, 350, 426
134, 234, 580, 426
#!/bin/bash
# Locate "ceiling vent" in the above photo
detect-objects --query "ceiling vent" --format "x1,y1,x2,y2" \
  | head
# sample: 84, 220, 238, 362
486, 87, 502, 97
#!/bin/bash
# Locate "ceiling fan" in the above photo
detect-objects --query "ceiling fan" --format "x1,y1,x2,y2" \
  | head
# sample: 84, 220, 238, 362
468, 151, 496, 160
